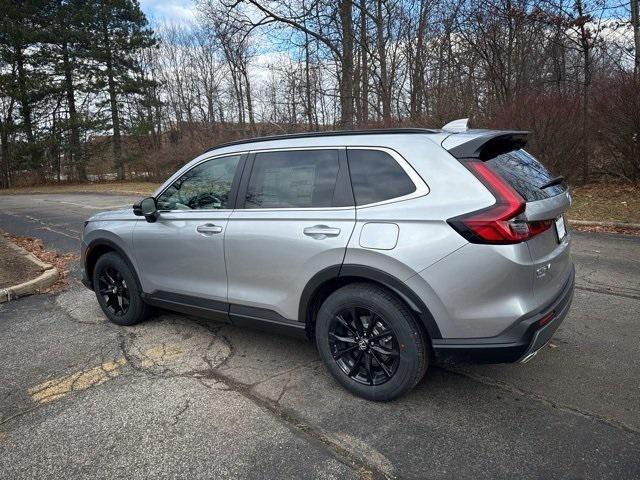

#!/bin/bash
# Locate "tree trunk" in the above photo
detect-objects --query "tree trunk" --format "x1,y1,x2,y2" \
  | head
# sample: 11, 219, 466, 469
339, 0, 354, 128
62, 42, 85, 181
0, 121, 10, 188
410, 0, 427, 121
229, 66, 245, 126
354, 45, 361, 122
581, 46, 591, 183
103, 23, 124, 180
359, 0, 369, 125
15, 44, 42, 177
155, 93, 162, 147
304, 31, 314, 130
376, 0, 391, 126
632, 0, 640, 76
243, 69, 255, 127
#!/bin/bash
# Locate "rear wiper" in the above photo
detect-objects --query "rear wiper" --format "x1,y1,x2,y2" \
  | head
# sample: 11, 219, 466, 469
540, 175, 564, 189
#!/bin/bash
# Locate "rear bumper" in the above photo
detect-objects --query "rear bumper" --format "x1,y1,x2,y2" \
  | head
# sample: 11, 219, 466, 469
432, 264, 575, 364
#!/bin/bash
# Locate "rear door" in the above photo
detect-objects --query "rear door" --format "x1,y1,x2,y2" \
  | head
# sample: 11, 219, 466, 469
225, 148, 355, 324
485, 149, 573, 302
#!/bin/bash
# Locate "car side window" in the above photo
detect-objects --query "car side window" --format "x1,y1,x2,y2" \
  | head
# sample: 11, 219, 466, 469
347, 149, 416, 205
156, 155, 241, 210
244, 150, 339, 209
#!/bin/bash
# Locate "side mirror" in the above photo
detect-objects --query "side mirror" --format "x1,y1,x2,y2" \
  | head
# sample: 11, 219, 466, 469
134, 197, 159, 223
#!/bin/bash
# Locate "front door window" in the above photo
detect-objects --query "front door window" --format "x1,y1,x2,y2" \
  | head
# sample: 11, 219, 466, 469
156, 155, 241, 210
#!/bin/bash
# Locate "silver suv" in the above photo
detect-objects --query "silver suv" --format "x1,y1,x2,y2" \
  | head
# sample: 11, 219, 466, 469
81, 125, 574, 401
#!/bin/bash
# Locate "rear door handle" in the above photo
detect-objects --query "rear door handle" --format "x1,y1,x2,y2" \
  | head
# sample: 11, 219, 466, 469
196, 223, 223, 235
303, 225, 341, 239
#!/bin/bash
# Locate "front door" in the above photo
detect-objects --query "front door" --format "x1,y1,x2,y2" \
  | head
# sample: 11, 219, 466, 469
133, 153, 244, 312
225, 148, 356, 323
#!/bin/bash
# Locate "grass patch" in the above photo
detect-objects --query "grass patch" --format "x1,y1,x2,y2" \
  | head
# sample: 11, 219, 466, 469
0, 181, 160, 197
569, 183, 640, 224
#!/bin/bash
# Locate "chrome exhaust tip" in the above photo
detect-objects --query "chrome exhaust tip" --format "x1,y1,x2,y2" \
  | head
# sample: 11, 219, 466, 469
520, 349, 539, 363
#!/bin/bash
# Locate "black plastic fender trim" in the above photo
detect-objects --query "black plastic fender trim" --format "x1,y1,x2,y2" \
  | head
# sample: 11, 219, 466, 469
339, 265, 442, 340
298, 264, 442, 340
83, 238, 143, 292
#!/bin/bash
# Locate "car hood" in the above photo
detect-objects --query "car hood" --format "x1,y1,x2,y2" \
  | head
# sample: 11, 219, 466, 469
87, 208, 138, 222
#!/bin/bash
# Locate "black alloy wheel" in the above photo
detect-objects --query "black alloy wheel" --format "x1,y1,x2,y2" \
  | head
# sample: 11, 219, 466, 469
92, 251, 151, 326
316, 282, 429, 401
328, 306, 400, 386
97, 266, 130, 317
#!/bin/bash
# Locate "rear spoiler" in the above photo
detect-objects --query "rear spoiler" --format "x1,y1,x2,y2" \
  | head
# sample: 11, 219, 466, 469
446, 131, 529, 161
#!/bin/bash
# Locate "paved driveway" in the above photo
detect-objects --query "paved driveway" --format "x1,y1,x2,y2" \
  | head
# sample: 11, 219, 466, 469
0, 193, 639, 479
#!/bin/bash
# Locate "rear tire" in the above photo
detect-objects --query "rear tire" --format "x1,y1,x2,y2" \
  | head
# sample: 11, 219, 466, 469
93, 252, 151, 326
315, 283, 428, 401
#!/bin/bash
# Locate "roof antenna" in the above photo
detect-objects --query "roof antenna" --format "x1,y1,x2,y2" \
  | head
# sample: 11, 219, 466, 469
442, 118, 469, 133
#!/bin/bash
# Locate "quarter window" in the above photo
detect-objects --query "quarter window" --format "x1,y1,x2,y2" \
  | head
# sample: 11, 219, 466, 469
156, 155, 241, 210
347, 149, 416, 205
245, 150, 339, 208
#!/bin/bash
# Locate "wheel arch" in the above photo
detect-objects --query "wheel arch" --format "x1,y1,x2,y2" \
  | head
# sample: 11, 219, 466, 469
84, 239, 143, 292
299, 264, 442, 341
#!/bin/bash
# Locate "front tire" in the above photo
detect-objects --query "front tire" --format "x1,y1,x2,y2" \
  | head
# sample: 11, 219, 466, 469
315, 283, 429, 401
93, 252, 151, 326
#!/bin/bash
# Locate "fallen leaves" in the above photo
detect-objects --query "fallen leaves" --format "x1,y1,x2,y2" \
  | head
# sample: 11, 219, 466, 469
2, 232, 77, 292
571, 224, 640, 236
570, 183, 640, 224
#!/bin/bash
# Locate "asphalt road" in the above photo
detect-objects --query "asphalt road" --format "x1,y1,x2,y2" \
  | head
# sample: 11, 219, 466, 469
0, 193, 639, 479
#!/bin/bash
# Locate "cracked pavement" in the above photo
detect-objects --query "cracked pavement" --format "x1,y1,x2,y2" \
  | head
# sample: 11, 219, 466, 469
0, 193, 639, 479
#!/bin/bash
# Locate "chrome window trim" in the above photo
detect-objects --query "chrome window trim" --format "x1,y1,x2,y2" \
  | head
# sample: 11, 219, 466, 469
232, 206, 355, 213
238, 145, 428, 212
155, 145, 429, 214
250, 146, 344, 153
155, 152, 244, 213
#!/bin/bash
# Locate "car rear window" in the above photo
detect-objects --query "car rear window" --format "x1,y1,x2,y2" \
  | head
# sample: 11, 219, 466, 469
347, 149, 416, 205
486, 149, 567, 202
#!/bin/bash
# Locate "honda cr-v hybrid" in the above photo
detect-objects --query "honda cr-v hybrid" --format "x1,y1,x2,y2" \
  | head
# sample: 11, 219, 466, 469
81, 122, 574, 401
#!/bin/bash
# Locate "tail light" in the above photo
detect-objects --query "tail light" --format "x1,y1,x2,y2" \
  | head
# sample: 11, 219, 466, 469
447, 161, 552, 244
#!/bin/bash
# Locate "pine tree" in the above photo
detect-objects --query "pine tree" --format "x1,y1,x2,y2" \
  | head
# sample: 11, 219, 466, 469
0, 0, 55, 179
48, 0, 94, 181
85, 0, 156, 180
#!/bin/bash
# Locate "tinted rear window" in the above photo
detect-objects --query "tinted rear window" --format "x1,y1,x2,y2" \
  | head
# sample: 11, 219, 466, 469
245, 150, 339, 208
486, 149, 566, 201
348, 149, 416, 205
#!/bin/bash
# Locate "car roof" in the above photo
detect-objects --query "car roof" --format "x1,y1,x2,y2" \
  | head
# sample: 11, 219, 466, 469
203, 128, 440, 153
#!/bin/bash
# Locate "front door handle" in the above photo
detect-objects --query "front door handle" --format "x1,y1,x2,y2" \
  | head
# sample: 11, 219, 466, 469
196, 223, 223, 235
303, 225, 341, 239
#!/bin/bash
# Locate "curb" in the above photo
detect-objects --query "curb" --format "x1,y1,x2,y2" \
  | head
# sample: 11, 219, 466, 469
568, 219, 640, 230
0, 238, 59, 303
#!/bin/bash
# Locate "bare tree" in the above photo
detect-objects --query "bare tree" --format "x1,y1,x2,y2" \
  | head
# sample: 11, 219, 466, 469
632, 0, 640, 75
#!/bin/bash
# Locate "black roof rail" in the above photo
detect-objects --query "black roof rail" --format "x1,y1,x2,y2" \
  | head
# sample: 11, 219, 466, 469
203, 128, 440, 153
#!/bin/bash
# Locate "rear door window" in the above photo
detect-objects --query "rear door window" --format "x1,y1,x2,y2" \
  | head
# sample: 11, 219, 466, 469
486, 149, 567, 201
244, 150, 339, 208
347, 149, 416, 205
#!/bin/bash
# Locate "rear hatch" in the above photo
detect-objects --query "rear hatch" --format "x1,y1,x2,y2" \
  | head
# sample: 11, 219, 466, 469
487, 148, 572, 305
444, 131, 573, 307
